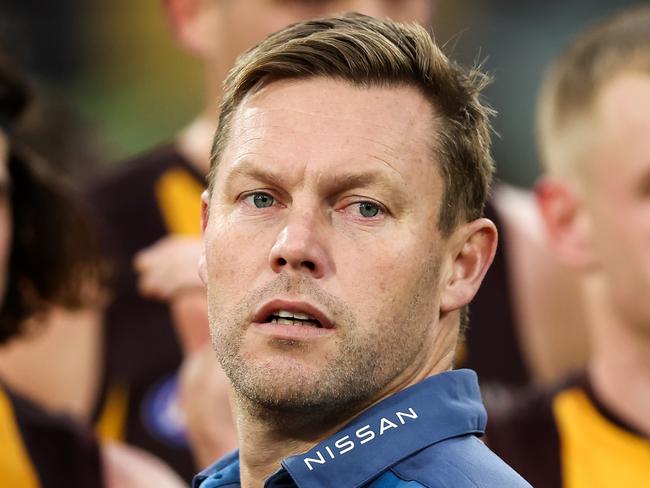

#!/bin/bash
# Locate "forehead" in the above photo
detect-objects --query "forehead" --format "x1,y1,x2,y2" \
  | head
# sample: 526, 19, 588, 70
218, 78, 437, 183
597, 73, 650, 133
591, 73, 650, 177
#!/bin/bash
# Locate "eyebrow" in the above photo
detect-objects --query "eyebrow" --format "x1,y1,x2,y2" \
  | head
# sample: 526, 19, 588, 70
320, 170, 402, 198
223, 158, 289, 191
222, 158, 408, 210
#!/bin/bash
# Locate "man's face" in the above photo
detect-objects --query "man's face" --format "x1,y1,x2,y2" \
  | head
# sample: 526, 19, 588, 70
0, 131, 11, 306
586, 73, 650, 332
201, 78, 449, 413
195, 0, 432, 83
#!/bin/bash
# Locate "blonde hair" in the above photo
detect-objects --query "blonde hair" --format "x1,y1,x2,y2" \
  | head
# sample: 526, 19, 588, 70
208, 13, 494, 235
537, 6, 650, 177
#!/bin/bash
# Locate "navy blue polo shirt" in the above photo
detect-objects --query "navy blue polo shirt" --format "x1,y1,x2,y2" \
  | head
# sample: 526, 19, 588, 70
193, 370, 531, 488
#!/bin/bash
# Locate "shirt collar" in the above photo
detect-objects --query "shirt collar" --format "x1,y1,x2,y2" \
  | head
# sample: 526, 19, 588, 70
195, 369, 485, 488
194, 451, 240, 487
282, 369, 485, 488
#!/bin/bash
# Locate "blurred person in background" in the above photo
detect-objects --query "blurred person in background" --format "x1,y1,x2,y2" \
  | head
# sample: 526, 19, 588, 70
0, 47, 105, 488
0, 49, 187, 488
487, 6, 650, 487
0, 11, 106, 427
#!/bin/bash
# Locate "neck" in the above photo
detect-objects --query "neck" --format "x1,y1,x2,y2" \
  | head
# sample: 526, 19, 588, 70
583, 277, 650, 437
235, 399, 355, 488
234, 316, 458, 487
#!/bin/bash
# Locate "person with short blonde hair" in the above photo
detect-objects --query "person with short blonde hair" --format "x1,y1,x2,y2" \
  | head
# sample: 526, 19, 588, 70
487, 7, 650, 488
537, 5, 650, 179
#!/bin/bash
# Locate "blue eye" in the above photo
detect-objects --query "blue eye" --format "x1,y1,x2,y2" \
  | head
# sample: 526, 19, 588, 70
358, 201, 381, 218
245, 192, 275, 208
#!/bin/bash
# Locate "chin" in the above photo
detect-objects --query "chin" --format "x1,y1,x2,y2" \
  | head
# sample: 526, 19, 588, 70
228, 357, 368, 414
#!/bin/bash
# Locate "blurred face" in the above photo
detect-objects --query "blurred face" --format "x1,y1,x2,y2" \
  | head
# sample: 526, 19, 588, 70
190, 0, 432, 85
586, 73, 650, 332
0, 131, 10, 305
200, 78, 448, 413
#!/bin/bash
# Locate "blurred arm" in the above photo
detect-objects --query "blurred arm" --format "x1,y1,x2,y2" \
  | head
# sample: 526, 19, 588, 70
179, 344, 238, 469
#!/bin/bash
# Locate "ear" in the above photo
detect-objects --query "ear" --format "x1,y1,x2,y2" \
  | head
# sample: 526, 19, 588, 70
440, 218, 498, 313
198, 190, 210, 285
164, 0, 217, 56
535, 176, 596, 270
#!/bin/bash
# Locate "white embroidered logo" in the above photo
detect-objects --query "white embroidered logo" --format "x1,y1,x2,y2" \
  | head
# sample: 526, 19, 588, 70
303, 407, 419, 471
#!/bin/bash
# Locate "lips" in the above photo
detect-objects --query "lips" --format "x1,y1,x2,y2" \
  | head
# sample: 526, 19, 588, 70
253, 299, 334, 330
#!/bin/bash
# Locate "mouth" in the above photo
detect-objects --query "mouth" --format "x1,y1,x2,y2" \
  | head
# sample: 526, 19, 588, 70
266, 310, 323, 328
254, 300, 334, 330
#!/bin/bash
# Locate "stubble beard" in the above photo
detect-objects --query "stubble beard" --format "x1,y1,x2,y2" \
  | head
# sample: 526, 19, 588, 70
208, 259, 440, 424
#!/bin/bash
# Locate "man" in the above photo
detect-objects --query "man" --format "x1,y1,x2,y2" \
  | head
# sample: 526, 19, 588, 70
194, 13, 530, 488
486, 6, 650, 488
88, 0, 432, 478
0, 49, 185, 488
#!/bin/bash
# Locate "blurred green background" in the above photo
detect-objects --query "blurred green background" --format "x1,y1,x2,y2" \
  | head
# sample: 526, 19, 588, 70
0, 0, 639, 185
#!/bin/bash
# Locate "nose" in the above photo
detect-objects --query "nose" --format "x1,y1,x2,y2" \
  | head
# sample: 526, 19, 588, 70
269, 209, 332, 279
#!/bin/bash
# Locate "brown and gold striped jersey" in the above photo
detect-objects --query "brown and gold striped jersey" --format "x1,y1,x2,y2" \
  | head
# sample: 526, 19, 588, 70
486, 373, 650, 488
0, 383, 103, 488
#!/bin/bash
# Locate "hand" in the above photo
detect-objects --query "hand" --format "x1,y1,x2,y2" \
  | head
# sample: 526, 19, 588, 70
134, 236, 204, 301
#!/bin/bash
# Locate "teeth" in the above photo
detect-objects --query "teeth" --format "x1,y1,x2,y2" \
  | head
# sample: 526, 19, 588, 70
268, 310, 323, 327
271, 318, 305, 326
276, 310, 315, 321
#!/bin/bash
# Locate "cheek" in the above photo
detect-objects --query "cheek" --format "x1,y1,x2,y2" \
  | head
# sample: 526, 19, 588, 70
618, 212, 650, 281
595, 200, 650, 290
204, 215, 273, 289
331, 229, 436, 312
205, 224, 246, 285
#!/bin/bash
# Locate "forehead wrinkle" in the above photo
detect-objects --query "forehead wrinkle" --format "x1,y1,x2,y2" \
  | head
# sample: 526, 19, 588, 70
232, 121, 411, 178
361, 129, 433, 178
358, 134, 418, 171
239, 103, 419, 137
367, 153, 402, 175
